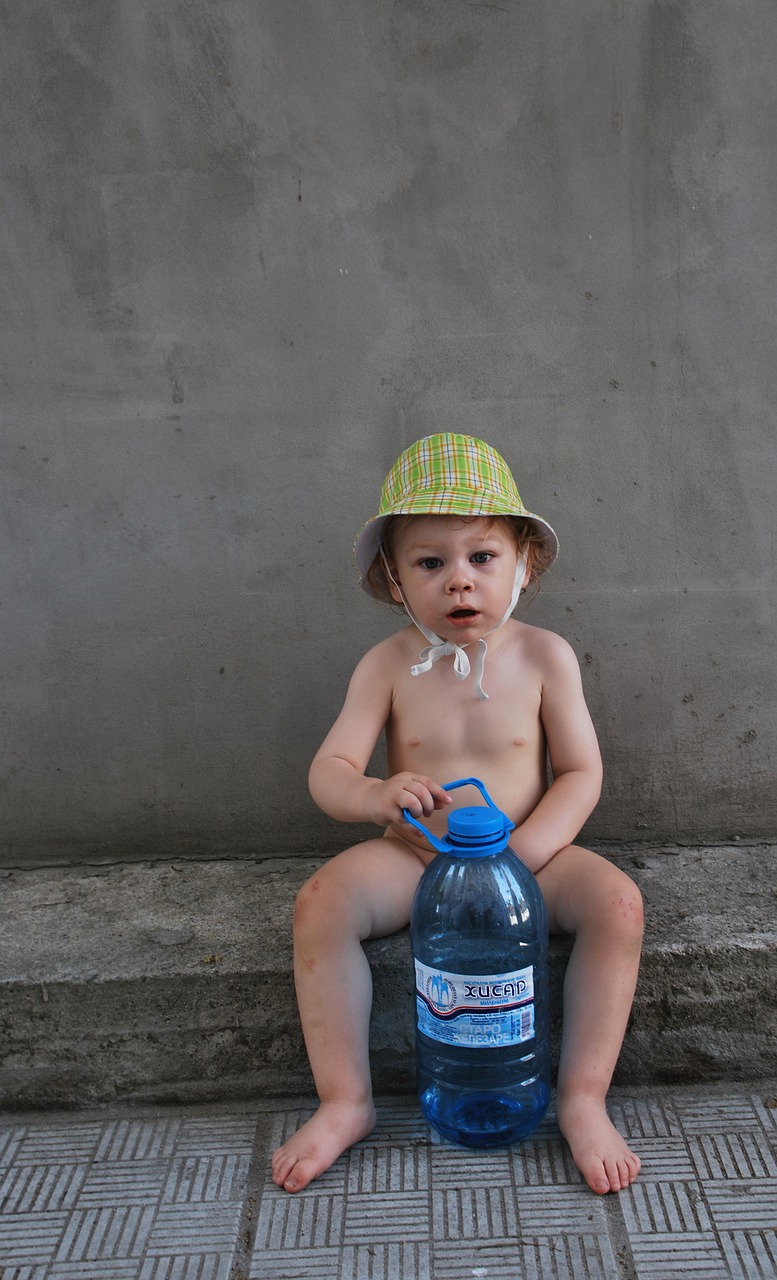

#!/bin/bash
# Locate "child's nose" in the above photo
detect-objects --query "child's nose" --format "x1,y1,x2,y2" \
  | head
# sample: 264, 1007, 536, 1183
445, 562, 473, 592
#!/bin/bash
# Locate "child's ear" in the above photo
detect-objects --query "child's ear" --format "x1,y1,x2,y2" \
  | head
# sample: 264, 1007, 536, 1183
387, 563, 404, 604
520, 550, 533, 591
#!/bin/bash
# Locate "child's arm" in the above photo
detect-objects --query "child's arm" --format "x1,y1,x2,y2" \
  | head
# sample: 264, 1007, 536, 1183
309, 646, 451, 827
510, 632, 603, 874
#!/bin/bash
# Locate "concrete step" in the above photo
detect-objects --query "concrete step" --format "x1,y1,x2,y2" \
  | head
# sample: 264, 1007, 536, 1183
0, 846, 775, 1110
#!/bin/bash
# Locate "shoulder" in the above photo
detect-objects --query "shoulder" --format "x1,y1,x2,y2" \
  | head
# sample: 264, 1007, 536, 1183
515, 620, 579, 666
354, 624, 417, 672
346, 625, 417, 695
512, 621, 584, 690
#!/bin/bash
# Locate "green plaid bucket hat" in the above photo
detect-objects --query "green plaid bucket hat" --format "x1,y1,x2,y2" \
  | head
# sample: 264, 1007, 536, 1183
354, 433, 558, 597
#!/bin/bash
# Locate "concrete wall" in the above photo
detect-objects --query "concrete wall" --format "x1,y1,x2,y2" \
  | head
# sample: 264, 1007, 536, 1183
2, 0, 774, 864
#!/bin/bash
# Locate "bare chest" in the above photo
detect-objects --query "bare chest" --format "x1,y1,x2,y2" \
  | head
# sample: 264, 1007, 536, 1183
385, 666, 545, 776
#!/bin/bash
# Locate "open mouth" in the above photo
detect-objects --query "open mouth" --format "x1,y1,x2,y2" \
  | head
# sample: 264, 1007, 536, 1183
448, 608, 479, 620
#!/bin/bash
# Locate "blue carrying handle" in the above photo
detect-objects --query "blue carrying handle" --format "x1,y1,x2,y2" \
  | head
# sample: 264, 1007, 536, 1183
402, 776, 505, 851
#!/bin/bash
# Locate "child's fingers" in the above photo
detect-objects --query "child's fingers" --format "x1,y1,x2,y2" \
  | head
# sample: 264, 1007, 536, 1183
398, 787, 429, 819
401, 775, 449, 817
414, 777, 452, 812
431, 783, 454, 809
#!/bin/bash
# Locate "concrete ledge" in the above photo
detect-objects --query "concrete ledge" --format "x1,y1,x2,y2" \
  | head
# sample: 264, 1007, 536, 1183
1, 846, 775, 1110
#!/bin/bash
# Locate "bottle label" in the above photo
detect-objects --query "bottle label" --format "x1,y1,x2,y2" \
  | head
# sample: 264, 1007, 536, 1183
414, 960, 535, 1049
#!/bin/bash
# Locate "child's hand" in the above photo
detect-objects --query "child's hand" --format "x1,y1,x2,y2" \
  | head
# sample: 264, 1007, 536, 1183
367, 773, 452, 827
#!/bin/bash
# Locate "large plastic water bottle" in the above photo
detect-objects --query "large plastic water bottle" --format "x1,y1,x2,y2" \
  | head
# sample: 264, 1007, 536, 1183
405, 778, 550, 1149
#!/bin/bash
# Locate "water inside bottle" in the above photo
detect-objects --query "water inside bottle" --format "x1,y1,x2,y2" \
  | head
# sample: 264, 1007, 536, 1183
419, 1079, 550, 1149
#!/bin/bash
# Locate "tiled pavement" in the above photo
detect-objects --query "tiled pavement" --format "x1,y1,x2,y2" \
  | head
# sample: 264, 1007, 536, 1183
1, 1084, 775, 1280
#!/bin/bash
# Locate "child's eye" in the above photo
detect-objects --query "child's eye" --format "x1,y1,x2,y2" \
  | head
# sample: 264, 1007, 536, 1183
419, 557, 442, 570
471, 551, 493, 564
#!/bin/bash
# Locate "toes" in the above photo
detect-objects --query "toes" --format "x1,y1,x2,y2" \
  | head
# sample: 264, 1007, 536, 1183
274, 1160, 301, 1191
271, 1147, 316, 1194
283, 1156, 316, 1193
581, 1156, 611, 1195
606, 1157, 626, 1192
271, 1158, 291, 1188
589, 1154, 640, 1194
581, 1154, 637, 1194
271, 1149, 299, 1190
612, 1155, 640, 1189
624, 1155, 641, 1185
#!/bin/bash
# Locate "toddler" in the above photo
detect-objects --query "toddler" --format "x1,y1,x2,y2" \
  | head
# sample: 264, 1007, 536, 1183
272, 433, 643, 1196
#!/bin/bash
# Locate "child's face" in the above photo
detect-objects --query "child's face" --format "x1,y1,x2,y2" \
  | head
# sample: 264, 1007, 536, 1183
387, 516, 529, 643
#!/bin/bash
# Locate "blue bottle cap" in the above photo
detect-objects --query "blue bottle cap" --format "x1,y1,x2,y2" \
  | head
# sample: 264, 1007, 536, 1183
402, 777, 515, 856
447, 805, 506, 845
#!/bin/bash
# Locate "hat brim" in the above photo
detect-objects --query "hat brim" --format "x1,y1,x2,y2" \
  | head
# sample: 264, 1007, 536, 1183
353, 507, 559, 598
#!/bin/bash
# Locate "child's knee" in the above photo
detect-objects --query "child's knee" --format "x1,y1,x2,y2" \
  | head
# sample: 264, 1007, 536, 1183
605, 872, 644, 943
293, 871, 330, 935
293, 861, 361, 940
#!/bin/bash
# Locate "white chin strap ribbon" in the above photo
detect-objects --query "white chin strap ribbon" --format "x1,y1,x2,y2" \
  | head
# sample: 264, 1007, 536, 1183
380, 550, 527, 700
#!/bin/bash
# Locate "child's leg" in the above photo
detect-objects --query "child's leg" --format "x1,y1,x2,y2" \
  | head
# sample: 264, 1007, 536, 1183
271, 837, 426, 1193
535, 845, 644, 1195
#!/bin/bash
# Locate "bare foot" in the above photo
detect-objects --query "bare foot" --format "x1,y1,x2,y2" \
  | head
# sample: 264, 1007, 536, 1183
271, 1099, 377, 1193
556, 1092, 641, 1194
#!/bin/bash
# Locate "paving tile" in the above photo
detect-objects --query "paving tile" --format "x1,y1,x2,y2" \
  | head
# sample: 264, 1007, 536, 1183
255, 1185, 345, 1252
610, 1095, 683, 1139
511, 1133, 582, 1186
344, 1189, 430, 1242
514, 1183, 608, 1235
250, 1090, 777, 1279
1, 1087, 776, 1279
338, 1240, 432, 1280
622, 1179, 713, 1235
0, 1129, 24, 1166
0, 1164, 87, 1214
431, 1182, 519, 1239
752, 1093, 777, 1133
701, 1180, 777, 1231
433, 1232, 620, 1280
0, 1212, 70, 1264
0, 1111, 255, 1280
431, 1142, 513, 1188
47, 1263, 147, 1279
676, 1095, 765, 1135
94, 1119, 182, 1164
77, 1161, 168, 1206
162, 1151, 249, 1203
139, 1261, 235, 1280
626, 1232, 731, 1279
719, 1229, 777, 1280
430, 1239, 526, 1279
346, 1142, 429, 1194
518, 1233, 619, 1280
249, 1245, 344, 1280
5, 1124, 105, 1166
174, 1117, 257, 1156
53, 1204, 157, 1262
689, 1130, 777, 1180
0, 1266, 50, 1280
621, 1135, 696, 1180
251, 1102, 620, 1280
